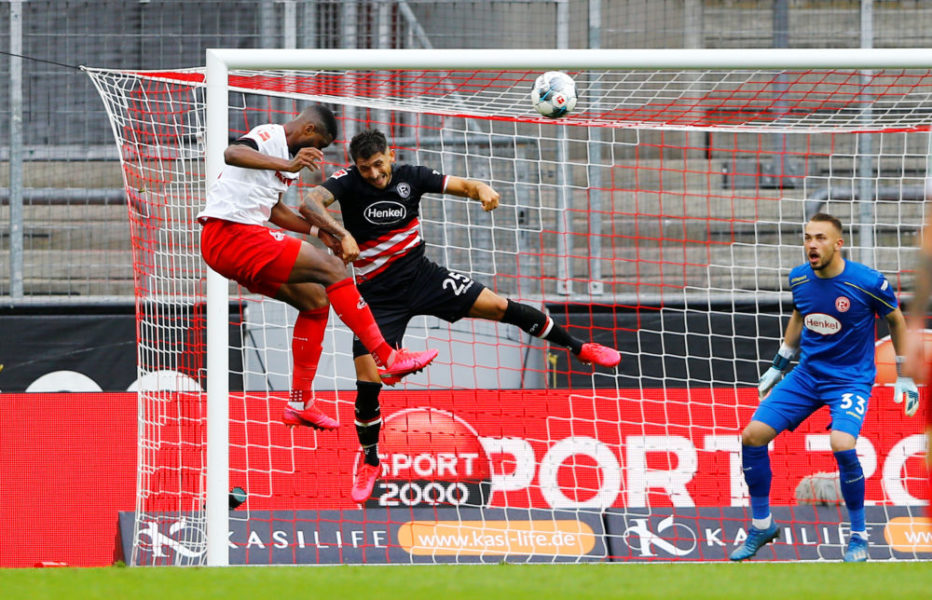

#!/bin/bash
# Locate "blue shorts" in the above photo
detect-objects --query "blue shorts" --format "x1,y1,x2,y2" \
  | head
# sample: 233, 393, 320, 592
752, 367, 872, 438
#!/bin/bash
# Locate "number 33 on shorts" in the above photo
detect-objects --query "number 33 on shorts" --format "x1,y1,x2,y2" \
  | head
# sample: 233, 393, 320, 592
839, 392, 867, 419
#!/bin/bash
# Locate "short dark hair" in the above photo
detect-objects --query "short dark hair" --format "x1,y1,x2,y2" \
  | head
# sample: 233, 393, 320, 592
349, 129, 389, 162
809, 212, 843, 234
307, 104, 338, 141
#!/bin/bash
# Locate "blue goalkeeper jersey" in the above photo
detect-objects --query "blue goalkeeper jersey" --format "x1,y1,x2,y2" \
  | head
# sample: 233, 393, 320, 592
789, 259, 897, 383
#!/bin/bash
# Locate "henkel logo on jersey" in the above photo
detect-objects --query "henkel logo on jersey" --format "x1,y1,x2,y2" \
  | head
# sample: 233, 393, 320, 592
367, 408, 493, 508
804, 313, 842, 335
364, 201, 407, 225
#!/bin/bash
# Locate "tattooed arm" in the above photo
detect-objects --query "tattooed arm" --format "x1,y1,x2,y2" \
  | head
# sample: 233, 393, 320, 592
298, 185, 359, 263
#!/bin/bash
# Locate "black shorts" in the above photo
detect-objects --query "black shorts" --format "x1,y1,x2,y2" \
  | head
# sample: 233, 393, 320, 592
352, 255, 485, 357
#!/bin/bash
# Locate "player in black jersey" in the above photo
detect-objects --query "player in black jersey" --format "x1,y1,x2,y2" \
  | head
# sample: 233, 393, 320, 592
300, 128, 622, 502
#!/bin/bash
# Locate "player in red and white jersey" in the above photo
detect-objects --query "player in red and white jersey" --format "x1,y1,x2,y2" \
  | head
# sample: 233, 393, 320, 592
197, 107, 438, 432
300, 129, 622, 502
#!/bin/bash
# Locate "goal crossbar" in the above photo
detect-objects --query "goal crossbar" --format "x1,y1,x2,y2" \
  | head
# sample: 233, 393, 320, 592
205, 47, 932, 71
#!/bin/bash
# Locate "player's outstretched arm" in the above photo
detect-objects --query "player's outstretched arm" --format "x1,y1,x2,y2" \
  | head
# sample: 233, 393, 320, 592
445, 176, 500, 211
887, 307, 920, 417
758, 310, 802, 399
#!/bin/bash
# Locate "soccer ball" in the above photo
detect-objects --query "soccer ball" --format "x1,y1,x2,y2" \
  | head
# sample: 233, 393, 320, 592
530, 71, 578, 118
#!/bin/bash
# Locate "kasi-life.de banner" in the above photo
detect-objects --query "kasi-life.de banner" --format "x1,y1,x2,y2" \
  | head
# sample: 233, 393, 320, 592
119, 506, 932, 565
119, 507, 608, 565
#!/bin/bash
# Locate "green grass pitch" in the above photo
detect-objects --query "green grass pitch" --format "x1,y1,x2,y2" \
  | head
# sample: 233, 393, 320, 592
2, 562, 931, 600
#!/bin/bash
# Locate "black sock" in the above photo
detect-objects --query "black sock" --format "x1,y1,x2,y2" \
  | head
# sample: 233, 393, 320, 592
355, 380, 383, 466
501, 299, 583, 354
362, 444, 380, 466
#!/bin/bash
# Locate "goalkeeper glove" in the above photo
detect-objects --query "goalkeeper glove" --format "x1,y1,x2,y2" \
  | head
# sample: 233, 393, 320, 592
893, 356, 920, 417
758, 343, 796, 399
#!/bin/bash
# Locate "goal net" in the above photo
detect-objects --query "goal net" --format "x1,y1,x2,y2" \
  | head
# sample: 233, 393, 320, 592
85, 49, 930, 566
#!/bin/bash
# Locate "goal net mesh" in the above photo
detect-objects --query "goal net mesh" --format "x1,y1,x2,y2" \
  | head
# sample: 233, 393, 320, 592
85, 63, 930, 565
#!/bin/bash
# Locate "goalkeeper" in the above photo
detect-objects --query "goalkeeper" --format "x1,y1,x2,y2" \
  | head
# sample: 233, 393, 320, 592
730, 213, 918, 563
299, 128, 622, 502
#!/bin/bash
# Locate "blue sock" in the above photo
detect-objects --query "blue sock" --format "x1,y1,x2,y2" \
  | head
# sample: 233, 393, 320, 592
742, 444, 772, 520
834, 449, 865, 532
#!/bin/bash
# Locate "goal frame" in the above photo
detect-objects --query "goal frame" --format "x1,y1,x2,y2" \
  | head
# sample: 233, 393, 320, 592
203, 47, 932, 566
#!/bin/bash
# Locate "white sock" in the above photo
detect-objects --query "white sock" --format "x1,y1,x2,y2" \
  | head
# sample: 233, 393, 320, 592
289, 390, 311, 411
850, 530, 867, 540
752, 515, 773, 529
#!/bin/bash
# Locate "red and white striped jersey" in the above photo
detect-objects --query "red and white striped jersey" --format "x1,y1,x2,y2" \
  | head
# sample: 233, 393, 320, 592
321, 163, 448, 282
